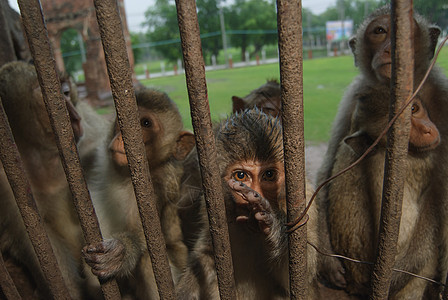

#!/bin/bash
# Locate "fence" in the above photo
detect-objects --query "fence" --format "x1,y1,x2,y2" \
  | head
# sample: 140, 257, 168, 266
0, 0, 441, 299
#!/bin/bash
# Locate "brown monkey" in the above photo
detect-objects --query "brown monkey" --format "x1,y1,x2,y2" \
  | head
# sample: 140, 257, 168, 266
325, 79, 448, 299
83, 87, 195, 299
232, 79, 281, 118
58, 71, 111, 178
176, 109, 319, 299
315, 5, 443, 289
0, 61, 86, 298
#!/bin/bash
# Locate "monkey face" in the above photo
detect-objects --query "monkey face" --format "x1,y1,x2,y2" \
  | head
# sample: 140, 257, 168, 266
366, 15, 392, 81
409, 98, 440, 152
224, 160, 285, 223
257, 98, 282, 118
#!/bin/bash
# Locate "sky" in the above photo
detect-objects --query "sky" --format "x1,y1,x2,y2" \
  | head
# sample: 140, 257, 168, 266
8, 0, 336, 33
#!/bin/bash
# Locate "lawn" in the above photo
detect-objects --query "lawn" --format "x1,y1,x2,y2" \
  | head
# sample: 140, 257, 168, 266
136, 46, 448, 143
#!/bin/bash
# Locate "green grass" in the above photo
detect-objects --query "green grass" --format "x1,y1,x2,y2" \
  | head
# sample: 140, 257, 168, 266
137, 46, 448, 142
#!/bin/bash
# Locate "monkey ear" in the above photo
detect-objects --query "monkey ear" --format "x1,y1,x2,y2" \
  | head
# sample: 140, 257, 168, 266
349, 37, 358, 66
232, 96, 245, 113
343, 131, 373, 156
174, 131, 196, 161
428, 26, 441, 59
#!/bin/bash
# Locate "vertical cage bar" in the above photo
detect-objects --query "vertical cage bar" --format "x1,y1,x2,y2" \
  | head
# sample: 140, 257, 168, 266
0, 253, 20, 300
369, 0, 414, 299
0, 240, 22, 300
0, 255, 20, 300
0, 98, 70, 299
175, 0, 237, 299
16, 0, 121, 298
93, 0, 175, 298
443, 274, 448, 300
276, 0, 308, 298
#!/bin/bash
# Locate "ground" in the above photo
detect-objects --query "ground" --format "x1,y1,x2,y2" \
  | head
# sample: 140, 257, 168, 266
305, 142, 327, 185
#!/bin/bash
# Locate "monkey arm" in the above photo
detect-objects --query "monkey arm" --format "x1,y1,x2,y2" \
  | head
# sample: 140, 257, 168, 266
228, 179, 287, 262
176, 232, 220, 299
82, 231, 143, 280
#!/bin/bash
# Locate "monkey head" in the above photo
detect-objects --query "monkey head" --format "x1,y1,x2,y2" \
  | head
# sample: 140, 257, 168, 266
232, 79, 282, 118
345, 91, 440, 156
109, 88, 195, 171
349, 5, 441, 83
0, 61, 83, 146
215, 109, 286, 229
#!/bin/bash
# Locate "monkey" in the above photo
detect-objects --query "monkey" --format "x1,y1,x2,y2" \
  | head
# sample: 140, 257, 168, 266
314, 5, 443, 290
57, 71, 111, 180
231, 79, 281, 118
175, 108, 320, 299
82, 87, 195, 299
323, 75, 448, 299
0, 61, 87, 299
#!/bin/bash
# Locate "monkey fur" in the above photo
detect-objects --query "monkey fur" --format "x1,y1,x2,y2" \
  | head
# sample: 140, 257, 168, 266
176, 109, 319, 299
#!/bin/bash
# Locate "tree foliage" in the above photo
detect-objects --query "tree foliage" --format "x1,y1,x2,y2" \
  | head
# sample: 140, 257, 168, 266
414, 0, 448, 30
226, 0, 277, 60
142, 0, 182, 63
60, 28, 83, 76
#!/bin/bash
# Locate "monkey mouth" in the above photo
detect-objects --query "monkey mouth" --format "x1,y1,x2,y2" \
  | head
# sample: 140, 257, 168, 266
408, 137, 441, 153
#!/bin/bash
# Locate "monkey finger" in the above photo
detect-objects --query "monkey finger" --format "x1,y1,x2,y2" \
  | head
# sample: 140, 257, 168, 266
228, 179, 265, 205
228, 179, 253, 199
254, 211, 274, 234
83, 243, 106, 254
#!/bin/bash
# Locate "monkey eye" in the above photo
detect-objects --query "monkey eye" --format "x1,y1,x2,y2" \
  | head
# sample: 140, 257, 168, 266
373, 26, 386, 34
411, 103, 420, 114
233, 171, 248, 182
61, 82, 70, 97
262, 169, 278, 181
141, 118, 152, 128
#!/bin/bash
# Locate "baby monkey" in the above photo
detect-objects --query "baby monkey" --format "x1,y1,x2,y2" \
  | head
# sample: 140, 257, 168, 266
176, 109, 318, 299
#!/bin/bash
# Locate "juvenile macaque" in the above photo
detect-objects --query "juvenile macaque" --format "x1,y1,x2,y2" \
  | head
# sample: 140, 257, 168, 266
0, 61, 86, 298
315, 5, 444, 290
232, 79, 281, 118
326, 83, 447, 298
83, 88, 195, 299
176, 109, 319, 299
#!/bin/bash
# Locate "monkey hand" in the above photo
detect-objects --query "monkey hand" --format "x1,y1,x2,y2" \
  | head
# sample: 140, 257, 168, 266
228, 179, 274, 235
82, 238, 126, 280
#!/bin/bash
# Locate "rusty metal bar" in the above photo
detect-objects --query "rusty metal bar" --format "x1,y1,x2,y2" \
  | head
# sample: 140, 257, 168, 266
443, 275, 448, 300
93, 0, 176, 298
0, 98, 70, 299
0, 251, 21, 299
277, 0, 308, 298
369, 1, 414, 299
0, 0, 16, 66
16, 0, 121, 299
175, 0, 236, 299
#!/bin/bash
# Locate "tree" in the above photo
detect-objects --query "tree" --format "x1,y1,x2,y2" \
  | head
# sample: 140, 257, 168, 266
226, 0, 277, 61
143, 0, 182, 63
196, 0, 223, 64
60, 28, 84, 76
414, 0, 448, 30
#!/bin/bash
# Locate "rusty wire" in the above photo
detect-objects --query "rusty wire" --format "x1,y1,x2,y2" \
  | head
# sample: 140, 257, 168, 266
93, 0, 176, 298
287, 34, 448, 234
276, 0, 308, 298
175, 0, 237, 299
16, 0, 121, 298
307, 241, 445, 287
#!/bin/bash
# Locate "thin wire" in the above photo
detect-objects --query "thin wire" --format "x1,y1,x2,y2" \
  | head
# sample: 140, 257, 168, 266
307, 241, 445, 287
287, 35, 448, 233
